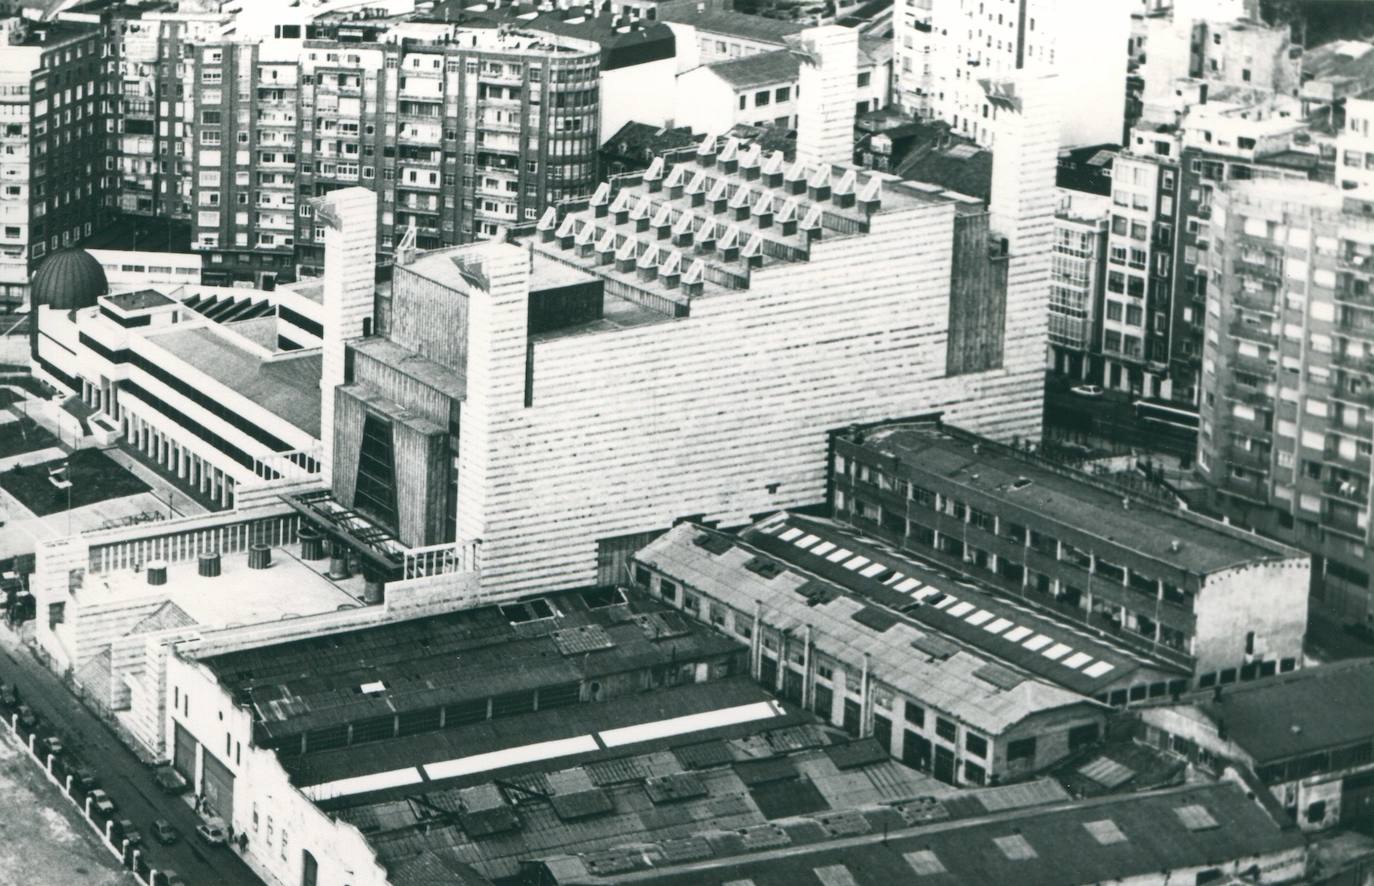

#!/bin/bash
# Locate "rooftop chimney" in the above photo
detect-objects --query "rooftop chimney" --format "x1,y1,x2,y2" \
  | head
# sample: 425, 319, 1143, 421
793, 25, 859, 169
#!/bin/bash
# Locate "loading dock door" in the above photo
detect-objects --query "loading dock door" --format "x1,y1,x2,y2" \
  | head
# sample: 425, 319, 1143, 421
173, 722, 197, 784
201, 750, 235, 824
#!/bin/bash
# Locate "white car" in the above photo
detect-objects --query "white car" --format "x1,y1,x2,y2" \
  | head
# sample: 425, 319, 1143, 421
1070, 384, 1105, 398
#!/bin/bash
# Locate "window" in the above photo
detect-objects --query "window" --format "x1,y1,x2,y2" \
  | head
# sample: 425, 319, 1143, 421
754, 90, 770, 107
857, 71, 871, 88
904, 701, 925, 727
964, 733, 987, 757
774, 86, 790, 102
1007, 737, 1036, 761
935, 717, 957, 742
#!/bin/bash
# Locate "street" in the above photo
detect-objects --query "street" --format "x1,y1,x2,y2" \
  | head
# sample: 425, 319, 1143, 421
0, 626, 264, 886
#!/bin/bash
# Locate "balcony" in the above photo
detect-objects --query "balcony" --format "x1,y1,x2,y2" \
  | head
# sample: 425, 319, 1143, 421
1323, 507, 1367, 540
1335, 276, 1374, 308
1340, 249, 1374, 272
1226, 381, 1273, 409
1229, 318, 1278, 347
1323, 478, 1369, 503
1230, 352, 1275, 377
1235, 258, 1281, 282
1332, 351, 1374, 375
1221, 472, 1269, 504
1233, 289, 1277, 313
1227, 444, 1272, 470
1331, 381, 1374, 409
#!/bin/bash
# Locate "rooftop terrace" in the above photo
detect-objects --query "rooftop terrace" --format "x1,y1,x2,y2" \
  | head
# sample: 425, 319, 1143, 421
849, 422, 1300, 576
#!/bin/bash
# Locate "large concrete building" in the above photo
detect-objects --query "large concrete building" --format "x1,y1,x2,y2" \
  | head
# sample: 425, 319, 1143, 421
1197, 179, 1374, 623
828, 419, 1310, 684
290, 40, 1058, 598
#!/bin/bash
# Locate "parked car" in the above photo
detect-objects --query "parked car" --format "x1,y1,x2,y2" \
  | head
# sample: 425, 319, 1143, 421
1070, 384, 1105, 398
15, 704, 36, 730
157, 870, 186, 886
151, 819, 178, 845
195, 820, 227, 845
72, 766, 98, 794
115, 818, 142, 849
0, 683, 17, 707
40, 735, 62, 757
88, 788, 115, 818
153, 765, 188, 795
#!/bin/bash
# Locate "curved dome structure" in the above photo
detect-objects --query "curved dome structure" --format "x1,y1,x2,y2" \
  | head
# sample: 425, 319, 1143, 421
30, 249, 108, 311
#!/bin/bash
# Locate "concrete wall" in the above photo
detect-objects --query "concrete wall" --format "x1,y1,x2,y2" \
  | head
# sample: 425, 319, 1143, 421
672, 66, 740, 136
166, 655, 391, 886
470, 188, 1046, 596
1193, 558, 1309, 676
601, 57, 678, 143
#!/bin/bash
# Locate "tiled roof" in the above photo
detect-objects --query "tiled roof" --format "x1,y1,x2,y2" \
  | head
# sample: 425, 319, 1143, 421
705, 49, 799, 89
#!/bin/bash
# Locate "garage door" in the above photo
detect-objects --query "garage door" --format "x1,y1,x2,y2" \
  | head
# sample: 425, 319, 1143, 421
173, 723, 197, 784
202, 751, 235, 824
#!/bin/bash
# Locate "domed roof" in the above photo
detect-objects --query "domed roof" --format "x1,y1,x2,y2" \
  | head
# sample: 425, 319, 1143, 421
30, 249, 108, 311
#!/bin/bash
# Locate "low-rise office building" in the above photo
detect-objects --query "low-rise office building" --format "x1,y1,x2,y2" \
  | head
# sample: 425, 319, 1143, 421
1141, 660, 1374, 833
635, 516, 1141, 786
829, 418, 1311, 683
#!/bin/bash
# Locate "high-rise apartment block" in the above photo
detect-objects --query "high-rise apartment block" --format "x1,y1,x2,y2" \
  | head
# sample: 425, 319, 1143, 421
892, 0, 1131, 149
1199, 180, 1374, 622
0, 17, 112, 308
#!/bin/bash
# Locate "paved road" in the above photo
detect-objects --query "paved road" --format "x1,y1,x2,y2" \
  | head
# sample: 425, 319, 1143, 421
0, 628, 263, 886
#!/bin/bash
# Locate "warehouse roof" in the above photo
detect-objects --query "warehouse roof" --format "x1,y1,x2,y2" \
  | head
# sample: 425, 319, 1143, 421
703, 48, 799, 89
535, 782, 1302, 885
845, 421, 1302, 575
636, 521, 1117, 735
1187, 659, 1374, 765
200, 586, 741, 742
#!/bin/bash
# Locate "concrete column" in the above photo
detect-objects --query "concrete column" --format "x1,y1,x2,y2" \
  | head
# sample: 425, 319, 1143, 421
221, 477, 232, 509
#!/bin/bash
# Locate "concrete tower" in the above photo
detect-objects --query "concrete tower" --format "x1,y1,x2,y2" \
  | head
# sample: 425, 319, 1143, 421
794, 25, 860, 169
316, 186, 377, 484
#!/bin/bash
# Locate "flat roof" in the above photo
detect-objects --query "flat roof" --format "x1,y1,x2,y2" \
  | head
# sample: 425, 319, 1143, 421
852, 422, 1299, 575
1184, 659, 1374, 764
658, 9, 804, 44
200, 586, 742, 742
573, 782, 1302, 885
398, 245, 594, 295
636, 522, 1109, 736
80, 543, 363, 629
104, 289, 175, 312
147, 325, 322, 437
350, 337, 467, 401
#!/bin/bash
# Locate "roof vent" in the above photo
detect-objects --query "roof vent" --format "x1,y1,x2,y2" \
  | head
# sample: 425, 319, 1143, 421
198, 551, 222, 578
1122, 497, 1131, 510
147, 560, 168, 587
1010, 477, 1032, 491
1291, 723, 1302, 734
1169, 540, 1182, 553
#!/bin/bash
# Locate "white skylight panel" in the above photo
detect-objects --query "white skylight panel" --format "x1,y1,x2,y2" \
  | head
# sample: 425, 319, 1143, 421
1063, 652, 1093, 669
826, 548, 853, 563
843, 556, 871, 571
811, 541, 836, 556
796, 534, 821, 549
860, 563, 887, 578
884, 572, 907, 586
933, 595, 958, 609
984, 618, 1013, 634
894, 578, 920, 592
965, 610, 994, 626
359, 681, 387, 694
1022, 634, 1053, 651
778, 527, 804, 542
1083, 661, 1116, 679
423, 735, 601, 781
1042, 643, 1072, 661
301, 766, 424, 801
946, 601, 976, 618
913, 587, 940, 601
598, 701, 782, 748
1003, 626, 1033, 643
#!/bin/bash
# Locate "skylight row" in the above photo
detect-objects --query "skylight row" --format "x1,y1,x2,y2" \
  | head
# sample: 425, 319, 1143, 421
779, 523, 1116, 683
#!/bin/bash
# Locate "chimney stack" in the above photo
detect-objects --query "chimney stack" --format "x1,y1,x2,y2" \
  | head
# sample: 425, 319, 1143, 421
793, 25, 859, 169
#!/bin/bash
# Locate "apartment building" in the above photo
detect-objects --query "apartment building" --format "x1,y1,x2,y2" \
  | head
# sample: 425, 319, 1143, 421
829, 419, 1310, 685
0, 17, 112, 307
288, 23, 601, 280
1198, 180, 1374, 623
891, 0, 1132, 149
1049, 188, 1110, 378
1338, 91, 1374, 192
1137, 14, 1300, 105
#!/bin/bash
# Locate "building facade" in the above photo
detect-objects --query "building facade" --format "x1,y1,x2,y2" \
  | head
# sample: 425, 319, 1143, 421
1049, 188, 1110, 378
891, 0, 1132, 150
1197, 180, 1374, 622
829, 419, 1310, 684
